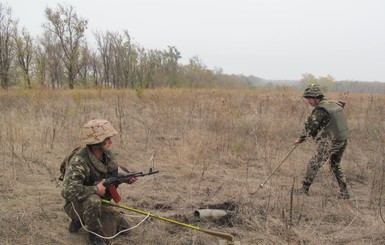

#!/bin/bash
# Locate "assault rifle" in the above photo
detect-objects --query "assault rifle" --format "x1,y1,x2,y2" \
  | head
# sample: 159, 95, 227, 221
97, 168, 159, 203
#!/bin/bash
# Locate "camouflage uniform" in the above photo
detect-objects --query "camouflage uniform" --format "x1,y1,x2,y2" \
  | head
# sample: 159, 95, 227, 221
298, 98, 350, 198
62, 146, 121, 232
61, 119, 130, 245
300, 104, 347, 195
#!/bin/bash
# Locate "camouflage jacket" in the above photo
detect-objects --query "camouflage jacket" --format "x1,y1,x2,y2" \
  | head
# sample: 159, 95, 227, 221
299, 104, 331, 142
61, 146, 119, 202
299, 99, 349, 142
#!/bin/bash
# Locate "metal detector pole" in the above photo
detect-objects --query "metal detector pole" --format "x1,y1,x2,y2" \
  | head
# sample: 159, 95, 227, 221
259, 144, 298, 189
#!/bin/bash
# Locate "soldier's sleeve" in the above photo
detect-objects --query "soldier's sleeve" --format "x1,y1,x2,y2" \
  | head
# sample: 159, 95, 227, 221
61, 156, 98, 202
304, 108, 330, 139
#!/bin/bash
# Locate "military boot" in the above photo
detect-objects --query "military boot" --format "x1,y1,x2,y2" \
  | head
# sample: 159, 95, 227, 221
298, 182, 310, 196
68, 219, 82, 233
117, 217, 130, 235
88, 231, 108, 245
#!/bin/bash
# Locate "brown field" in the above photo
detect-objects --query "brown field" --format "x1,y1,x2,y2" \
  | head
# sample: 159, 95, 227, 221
0, 88, 384, 245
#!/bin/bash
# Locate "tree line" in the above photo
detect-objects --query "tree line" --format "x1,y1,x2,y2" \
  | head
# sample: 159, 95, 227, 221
1, 2, 384, 93
298, 73, 385, 94
1, 3, 254, 89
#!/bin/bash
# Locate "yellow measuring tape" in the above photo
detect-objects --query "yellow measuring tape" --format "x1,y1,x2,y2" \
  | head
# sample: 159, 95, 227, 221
102, 199, 234, 242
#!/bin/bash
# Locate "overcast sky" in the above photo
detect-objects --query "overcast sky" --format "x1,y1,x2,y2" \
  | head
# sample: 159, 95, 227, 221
6, 0, 385, 82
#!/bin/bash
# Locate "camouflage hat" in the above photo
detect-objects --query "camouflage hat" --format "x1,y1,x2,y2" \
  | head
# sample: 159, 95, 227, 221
82, 119, 117, 145
303, 84, 324, 98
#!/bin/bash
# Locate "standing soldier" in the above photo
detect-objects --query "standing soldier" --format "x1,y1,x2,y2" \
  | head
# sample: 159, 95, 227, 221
295, 84, 350, 199
61, 119, 135, 245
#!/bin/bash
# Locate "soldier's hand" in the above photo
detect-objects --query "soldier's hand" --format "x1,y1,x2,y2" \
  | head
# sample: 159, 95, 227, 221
96, 179, 106, 196
125, 177, 137, 184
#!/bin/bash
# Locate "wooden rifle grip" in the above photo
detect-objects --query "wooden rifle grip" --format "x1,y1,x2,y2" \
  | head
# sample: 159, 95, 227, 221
108, 185, 121, 203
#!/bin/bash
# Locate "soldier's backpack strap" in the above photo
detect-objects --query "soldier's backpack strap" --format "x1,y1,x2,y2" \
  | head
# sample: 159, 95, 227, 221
59, 146, 82, 181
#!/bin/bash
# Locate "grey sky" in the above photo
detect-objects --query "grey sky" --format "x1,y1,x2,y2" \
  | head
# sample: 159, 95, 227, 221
6, 0, 385, 82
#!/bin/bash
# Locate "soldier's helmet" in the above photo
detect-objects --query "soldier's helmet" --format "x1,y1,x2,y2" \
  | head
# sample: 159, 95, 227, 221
303, 84, 324, 98
82, 119, 117, 145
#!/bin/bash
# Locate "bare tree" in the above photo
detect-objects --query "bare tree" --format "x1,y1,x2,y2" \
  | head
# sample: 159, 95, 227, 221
0, 3, 16, 89
38, 32, 65, 89
89, 50, 101, 87
94, 31, 113, 87
34, 44, 48, 87
43, 4, 88, 89
109, 30, 137, 88
147, 49, 166, 87
95, 30, 138, 88
13, 27, 33, 88
78, 47, 100, 87
163, 46, 181, 87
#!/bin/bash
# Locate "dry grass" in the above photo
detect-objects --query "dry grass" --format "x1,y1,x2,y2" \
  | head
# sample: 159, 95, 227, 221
0, 88, 384, 245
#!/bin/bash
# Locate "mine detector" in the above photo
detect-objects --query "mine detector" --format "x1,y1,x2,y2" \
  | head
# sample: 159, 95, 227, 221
103, 200, 242, 245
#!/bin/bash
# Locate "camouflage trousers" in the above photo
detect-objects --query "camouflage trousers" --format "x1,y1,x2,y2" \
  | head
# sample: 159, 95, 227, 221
303, 139, 348, 190
64, 194, 127, 236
